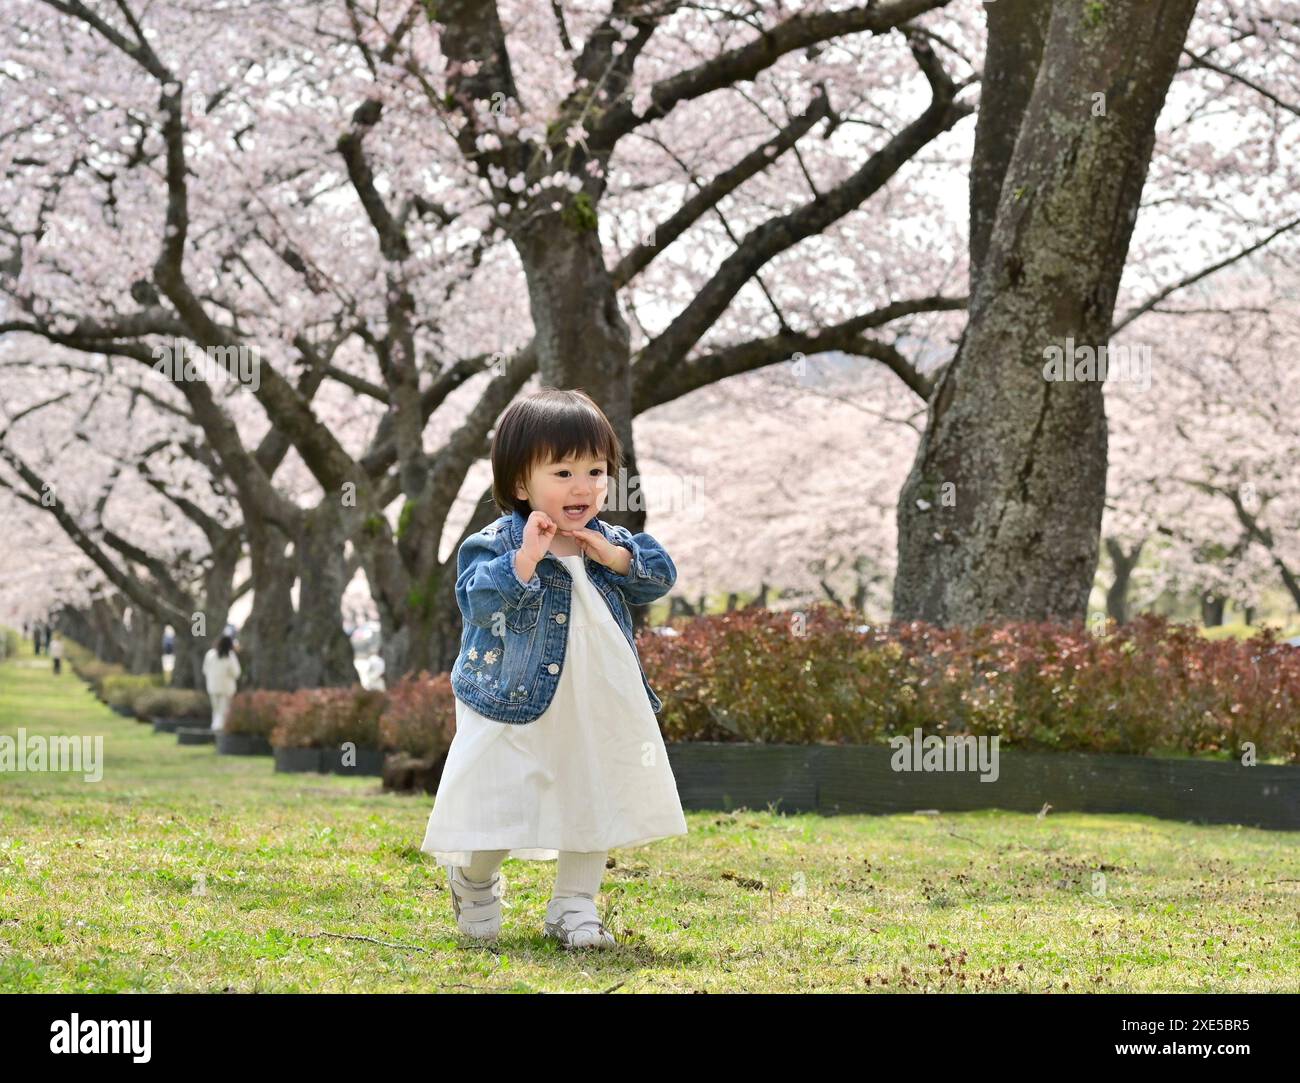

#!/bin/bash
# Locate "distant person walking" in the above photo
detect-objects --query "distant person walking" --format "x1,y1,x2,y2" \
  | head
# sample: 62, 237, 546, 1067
161, 625, 176, 679
202, 635, 241, 733
32, 623, 44, 655
49, 634, 64, 675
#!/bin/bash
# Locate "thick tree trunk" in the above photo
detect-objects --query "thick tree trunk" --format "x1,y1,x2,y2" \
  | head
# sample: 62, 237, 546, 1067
1200, 594, 1226, 627
1104, 537, 1144, 625
893, 0, 1199, 625
289, 503, 358, 687
171, 631, 205, 690
513, 220, 646, 537
513, 211, 654, 648
969, 0, 1051, 277
93, 597, 134, 667
243, 521, 297, 689
124, 604, 162, 674
382, 502, 439, 683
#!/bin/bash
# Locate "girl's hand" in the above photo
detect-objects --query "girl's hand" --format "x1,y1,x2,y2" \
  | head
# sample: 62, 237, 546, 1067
562, 526, 631, 574
521, 510, 560, 562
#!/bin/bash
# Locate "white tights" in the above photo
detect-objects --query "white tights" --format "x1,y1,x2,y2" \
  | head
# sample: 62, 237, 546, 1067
461, 849, 607, 900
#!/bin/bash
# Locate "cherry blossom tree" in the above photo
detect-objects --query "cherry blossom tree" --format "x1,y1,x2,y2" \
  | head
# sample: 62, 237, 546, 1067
2, 0, 1297, 690
893, 0, 1299, 624
1, 0, 975, 679
1105, 264, 1300, 624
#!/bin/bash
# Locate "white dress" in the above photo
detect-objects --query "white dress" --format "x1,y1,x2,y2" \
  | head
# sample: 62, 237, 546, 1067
421, 552, 688, 867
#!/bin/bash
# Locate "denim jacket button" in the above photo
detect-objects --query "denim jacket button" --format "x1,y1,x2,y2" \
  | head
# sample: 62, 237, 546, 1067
547, 663, 559, 674
554, 612, 566, 624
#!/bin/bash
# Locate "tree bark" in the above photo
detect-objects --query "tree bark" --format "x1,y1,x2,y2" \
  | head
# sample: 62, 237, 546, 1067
969, 0, 1051, 277
1200, 594, 1226, 627
168, 529, 240, 690
242, 521, 297, 690
893, 0, 1200, 625
512, 221, 644, 536
1104, 537, 1145, 625
512, 219, 663, 649
290, 502, 359, 687
123, 603, 162, 674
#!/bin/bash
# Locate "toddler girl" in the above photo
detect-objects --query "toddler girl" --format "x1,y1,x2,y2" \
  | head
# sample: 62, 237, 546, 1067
421, 387, 687, 948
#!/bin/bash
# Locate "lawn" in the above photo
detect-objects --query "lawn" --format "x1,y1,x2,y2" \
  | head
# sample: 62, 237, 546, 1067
1, 647, 1297, 993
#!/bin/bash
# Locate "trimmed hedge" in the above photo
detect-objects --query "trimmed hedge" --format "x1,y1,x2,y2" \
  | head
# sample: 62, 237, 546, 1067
136, 688, 210, 721
378, 671, 456, 759
103, 673, 166, 713
269, 687, 387, 750
225, 674, 455, 761
72, 657, 128, 697
58, 614, 1300, 765
225, 690, 283, 739
640, 610, 1300, 762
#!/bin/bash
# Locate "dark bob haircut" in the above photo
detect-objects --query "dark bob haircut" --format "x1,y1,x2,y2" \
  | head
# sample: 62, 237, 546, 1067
490, 387, 624, 517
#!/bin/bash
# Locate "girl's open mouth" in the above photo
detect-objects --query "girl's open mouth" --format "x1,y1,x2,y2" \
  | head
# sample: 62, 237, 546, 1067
563, 505, 589, 520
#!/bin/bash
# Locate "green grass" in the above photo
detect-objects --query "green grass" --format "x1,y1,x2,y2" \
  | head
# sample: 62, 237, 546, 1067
1, 646, 1298, 993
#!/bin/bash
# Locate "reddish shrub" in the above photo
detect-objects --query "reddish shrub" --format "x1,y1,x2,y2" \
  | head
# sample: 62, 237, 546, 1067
640, 608, 1300, 761
379, 671, 456, 758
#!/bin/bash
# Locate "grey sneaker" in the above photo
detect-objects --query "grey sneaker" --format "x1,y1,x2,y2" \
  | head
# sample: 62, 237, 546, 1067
448, 865, 504, 940
543, 896, 616, 949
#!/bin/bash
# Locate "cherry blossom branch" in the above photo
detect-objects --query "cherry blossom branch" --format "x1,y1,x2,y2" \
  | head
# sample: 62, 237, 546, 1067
611, 89, 834, 289
1168, 474, 1300, 612
1111, 216, 1300, 335
638, 294, 963, 410
0, 438, 191, 626
592, 0, 953, 145
1180, 48, 1300, 118
634, 34, 971, 387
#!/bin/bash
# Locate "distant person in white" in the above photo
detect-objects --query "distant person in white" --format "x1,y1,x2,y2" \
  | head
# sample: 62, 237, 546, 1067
202, 635, 241, 732
161, 624, 176, 678
364, 653, 386, 692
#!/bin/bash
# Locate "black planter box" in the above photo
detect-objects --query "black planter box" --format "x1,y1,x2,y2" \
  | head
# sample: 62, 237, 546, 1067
217, 732, 273, 756
108, 704, 136, 719
321, 744, 385, 776
274, 746, 326, 774
662, 742, 1300, 831
151, 717, 187, 733
177, 727, 215, 745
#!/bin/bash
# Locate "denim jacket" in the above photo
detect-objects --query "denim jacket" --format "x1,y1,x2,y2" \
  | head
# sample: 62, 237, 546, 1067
450, 507, 677, 724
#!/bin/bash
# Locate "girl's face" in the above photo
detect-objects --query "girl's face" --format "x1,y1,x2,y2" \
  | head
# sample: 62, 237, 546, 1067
515, 451, 609, 528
